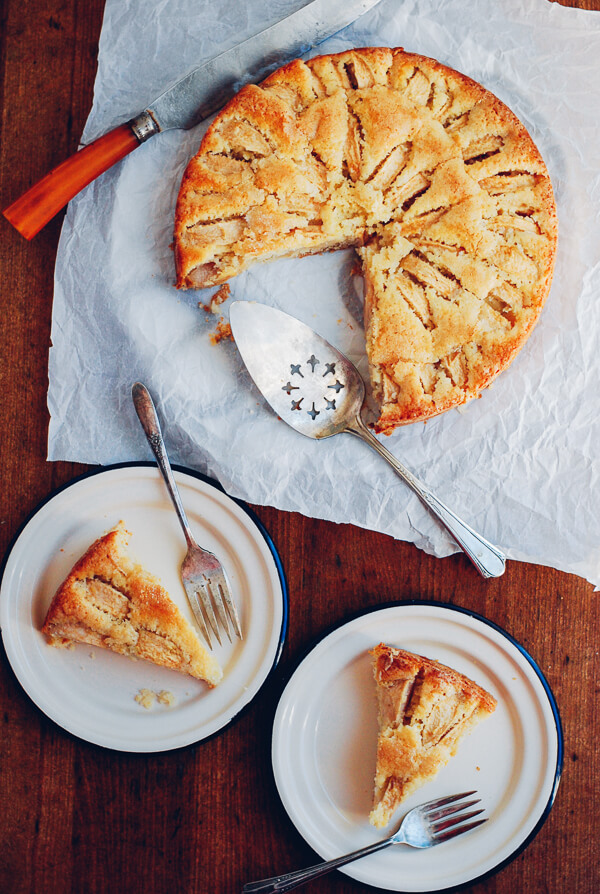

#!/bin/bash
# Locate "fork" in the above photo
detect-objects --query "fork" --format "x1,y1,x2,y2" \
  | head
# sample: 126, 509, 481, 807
132, 382, 242, 648
242, 791, 486, 893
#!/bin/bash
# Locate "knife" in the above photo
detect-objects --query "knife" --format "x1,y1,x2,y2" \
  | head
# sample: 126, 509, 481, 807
3, 0, 382, 240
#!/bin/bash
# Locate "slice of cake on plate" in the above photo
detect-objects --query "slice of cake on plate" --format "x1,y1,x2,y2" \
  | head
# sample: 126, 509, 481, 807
41, 522, 222, 687
370, 642, 496, 828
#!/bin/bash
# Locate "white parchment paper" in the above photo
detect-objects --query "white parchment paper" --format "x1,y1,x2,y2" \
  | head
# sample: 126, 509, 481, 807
48, 0, 600, 587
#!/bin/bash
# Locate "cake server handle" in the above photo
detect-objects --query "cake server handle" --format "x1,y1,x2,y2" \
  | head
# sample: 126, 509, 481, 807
345, 414, 506, 579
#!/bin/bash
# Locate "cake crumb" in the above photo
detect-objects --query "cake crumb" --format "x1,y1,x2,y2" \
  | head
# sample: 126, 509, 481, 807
157, 690, 176, 707
135, 688, 156, 710
200, 283, 231, 314
135, 688, 177, 709
89, 652, 96, 660
210, 318, 233, 345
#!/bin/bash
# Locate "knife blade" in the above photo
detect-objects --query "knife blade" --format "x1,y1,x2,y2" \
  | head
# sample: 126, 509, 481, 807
3, 0, 382, 240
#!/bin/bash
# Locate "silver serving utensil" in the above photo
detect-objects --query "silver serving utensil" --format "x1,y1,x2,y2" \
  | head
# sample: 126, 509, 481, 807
229, 301, 506, 579
243, 791, 486, 893
132, 382, 242, 648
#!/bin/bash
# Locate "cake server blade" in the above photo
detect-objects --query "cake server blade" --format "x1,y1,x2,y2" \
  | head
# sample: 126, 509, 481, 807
229, 300, 506, 579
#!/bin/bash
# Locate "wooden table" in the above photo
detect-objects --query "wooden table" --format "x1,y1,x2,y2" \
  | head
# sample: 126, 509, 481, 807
1, 2, 598, 892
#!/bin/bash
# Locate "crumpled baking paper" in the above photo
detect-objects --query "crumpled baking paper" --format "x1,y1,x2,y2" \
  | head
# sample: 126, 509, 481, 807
48, 0, 600, 587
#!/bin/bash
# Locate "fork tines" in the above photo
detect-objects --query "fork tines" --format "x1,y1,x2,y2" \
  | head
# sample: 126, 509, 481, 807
435, 816, 488, 843
211, 573, 242, 641
184, 573, 242, 650
424, 791, 478, 809
423, 791, 487, 844
427, 796, 481, 823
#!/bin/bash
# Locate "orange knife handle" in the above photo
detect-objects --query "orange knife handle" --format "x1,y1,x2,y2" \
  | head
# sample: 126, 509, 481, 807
3, 124, 141, 240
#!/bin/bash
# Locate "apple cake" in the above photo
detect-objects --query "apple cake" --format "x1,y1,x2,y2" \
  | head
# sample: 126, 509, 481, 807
41, 523, 223, 686
369, 643, 496, 828
174, 47, 557, 433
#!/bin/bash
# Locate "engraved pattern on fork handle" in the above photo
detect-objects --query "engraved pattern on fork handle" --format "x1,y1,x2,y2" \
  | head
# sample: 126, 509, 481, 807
345, 414, 506, 579
131, 382, 195, 550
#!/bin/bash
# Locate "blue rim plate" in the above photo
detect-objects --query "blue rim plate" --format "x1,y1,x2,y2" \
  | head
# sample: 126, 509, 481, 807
272, 601, 562, 892
0, 462, 288, 752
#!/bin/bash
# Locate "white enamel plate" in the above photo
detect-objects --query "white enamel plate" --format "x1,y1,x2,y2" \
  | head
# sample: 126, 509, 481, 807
0, 464, 287, 752
272, 603, 562, 892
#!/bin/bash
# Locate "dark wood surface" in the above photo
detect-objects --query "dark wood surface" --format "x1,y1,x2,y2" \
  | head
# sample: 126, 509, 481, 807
1, 2, 599, 892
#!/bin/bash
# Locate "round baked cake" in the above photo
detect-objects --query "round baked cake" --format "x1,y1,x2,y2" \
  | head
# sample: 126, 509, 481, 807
174, 47, 557, 433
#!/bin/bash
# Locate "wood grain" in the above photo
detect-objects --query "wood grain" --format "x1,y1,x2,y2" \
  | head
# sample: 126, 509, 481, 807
1, 2, 599, 893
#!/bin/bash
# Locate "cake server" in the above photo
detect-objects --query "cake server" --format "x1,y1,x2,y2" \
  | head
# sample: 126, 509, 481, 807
3, 0, 382, 239
229, 301, 506, 579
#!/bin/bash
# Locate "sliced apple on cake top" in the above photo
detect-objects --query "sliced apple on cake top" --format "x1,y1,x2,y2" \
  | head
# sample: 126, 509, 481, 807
41, 522, 222, 687
174, 47, 557, 432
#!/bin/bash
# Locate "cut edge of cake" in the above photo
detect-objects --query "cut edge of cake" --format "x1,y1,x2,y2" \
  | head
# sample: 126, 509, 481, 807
173, 46, 557, 433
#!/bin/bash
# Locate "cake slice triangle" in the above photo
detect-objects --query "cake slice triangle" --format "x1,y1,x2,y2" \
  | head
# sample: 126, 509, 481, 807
369, 643, 496, 828
42, 522, 222, 687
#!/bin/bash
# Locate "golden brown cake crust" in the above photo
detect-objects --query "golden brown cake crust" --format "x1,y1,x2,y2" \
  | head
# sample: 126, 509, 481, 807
174, 47, 557, 431
369, 643, 496, 827
372, 642, 496, 711
41, 522, 222, 687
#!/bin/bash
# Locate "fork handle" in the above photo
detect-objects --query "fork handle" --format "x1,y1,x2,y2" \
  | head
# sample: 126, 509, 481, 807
346, 415, 506, 579
131, 382, 195, 548
242, 837, 394, 893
